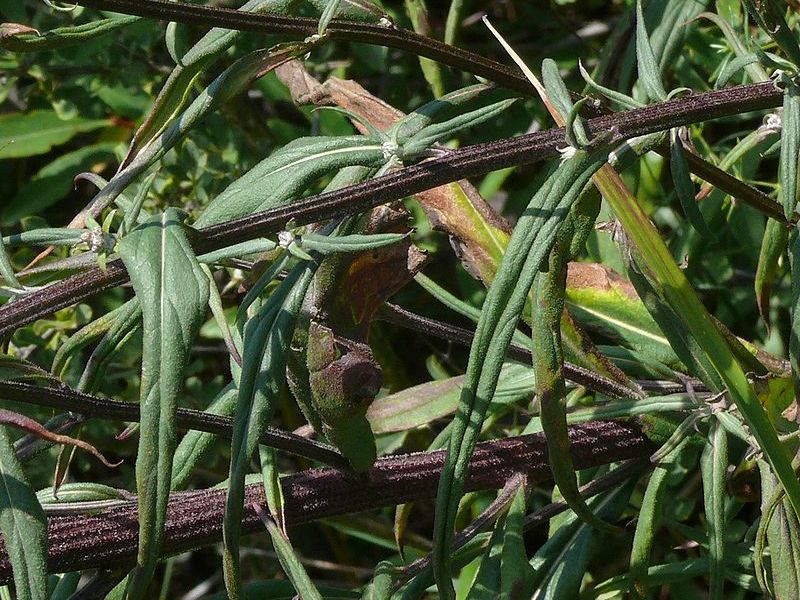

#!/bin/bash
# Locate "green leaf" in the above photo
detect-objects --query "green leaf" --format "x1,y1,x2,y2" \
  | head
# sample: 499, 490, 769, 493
223, 260, 317, 599
389, 84, 495, 145
0, 16, 139, 52
361, 560, 397, 600
51, 300, 134, 381
0, 110, 110, 160
670, 127, 713, 238
366, 362, 535, 434
755, 218, 789, 326
123, 0, 285, 163
401, 99, 517, 159
259, 444, 285, 532
779, 77, 800, 221
0, 424, 48, 600
432, 150, 605, 599
306, 0, 388, 22
530, 478, 635, 598
635, 0, 668, 102
759, 461, 800, 598
195, 136, 387, 228
701, 419, 728, 600
118, 209, 210, 598
301, 231, 408, 254
171, 384, 237, 491
791, 230, 800, 403
465, 511, 505, 599
741, 0, 800, 67
92, 43, 312, 217
318, 0, 343, 36
77, 299, 142, 393
0, 229, 21, 289
629, 440, 688, 597
500, 485, 534, 597
253, 489, 324, 600
2, 142, 118, 225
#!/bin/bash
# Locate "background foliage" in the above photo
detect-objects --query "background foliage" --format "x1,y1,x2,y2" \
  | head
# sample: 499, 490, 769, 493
1, 0, 800, 598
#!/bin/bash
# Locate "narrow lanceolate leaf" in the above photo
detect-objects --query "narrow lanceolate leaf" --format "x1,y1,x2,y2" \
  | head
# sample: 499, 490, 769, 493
0, 230, 21, 289
306, 0, 388, 22
500, 484, 534, 597
194, 136, 386, 228
701, 420, 728, 600
259, 445, 285, 533
755, 219, 789, 326
791, 232, 800, 399
629, 440, 688, 598
91, 44, 311, 219
741, 0, 800, 67
122, 0, 284, 165
432, 151, 605, 599
779, 77, 800, 221
318, 0, 343, 35
0, 425, 48, 600
0, 16, 139, 52
118, 209, 210, 599
635, 0, 668, 102
670, 127, 713, 237
530, 479, 636, 598
252, 504, 324, 600
223, 262, 317, 600
534, 222, 617, 533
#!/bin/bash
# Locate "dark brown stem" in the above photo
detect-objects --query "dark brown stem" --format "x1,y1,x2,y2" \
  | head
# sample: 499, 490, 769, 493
654, 143, 787, 223
0, 421, 654, 583
0, 81, 784, 338
0, 381, 348, 469
74, 0, 534, 95
397, 457, 651, 586
378, 303, 639, 399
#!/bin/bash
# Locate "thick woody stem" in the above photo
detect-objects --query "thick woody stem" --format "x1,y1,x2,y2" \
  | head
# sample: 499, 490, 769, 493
0, 82, 784, 337
0, 421, 653, 582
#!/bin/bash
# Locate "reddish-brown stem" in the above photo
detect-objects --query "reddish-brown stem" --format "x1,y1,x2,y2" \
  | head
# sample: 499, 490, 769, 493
0, 81, 784, 338
0, 421, 654, 582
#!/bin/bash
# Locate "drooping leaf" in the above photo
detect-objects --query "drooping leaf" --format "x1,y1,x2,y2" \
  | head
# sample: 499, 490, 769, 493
223, 260, 317, 599
90, 44, 313, 218
701, 419, 728, 600
529, 478, 636, 598
670, 127, 714, 238
629, 440, 688, 597
122, 0, 289, 165
755, 218, 789, 327
432, 150, 605, 598
635, 0, 668, 102
741, 0, 800, 67
0, 16, 139, 52
118, 208, 210, 598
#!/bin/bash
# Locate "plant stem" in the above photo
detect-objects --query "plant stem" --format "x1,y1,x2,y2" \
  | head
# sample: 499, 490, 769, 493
73, 0, 534, 95
0, 81, 785, 337
379, 302, 638, 399
0, 421, 654, 583
0, 381, 348, 469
